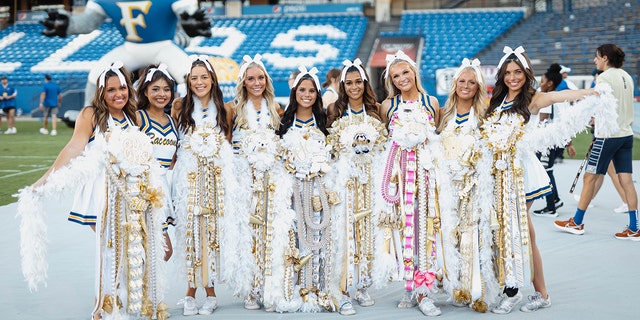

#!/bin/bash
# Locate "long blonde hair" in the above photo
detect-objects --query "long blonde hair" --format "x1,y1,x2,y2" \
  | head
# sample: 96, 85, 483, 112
383, 60, 426, 99
436, 66, 487, 134
234, 62, 280, 130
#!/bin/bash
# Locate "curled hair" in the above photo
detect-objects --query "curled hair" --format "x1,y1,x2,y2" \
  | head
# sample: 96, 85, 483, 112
278, 74, 328, 137
543, 63, 563, 92
91, 66, 137, 132
597, 43, 625, 69
437, 66, 487, 134
176, 59, 229, 136
485, 53, 536, 124
233, 62, 280, 130
328, 67, 381, 126
383, 60, 426, 99
136, 64, 176, 111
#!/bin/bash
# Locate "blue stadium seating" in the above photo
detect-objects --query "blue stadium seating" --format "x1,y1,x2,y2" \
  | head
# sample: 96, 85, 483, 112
0, 13, 367, 107
384, 8, 526, 101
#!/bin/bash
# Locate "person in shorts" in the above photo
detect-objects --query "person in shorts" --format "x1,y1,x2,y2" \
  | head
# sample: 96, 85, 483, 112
39, 74, 62, 136
555, 44, 639, 240
0, 76, 18, 134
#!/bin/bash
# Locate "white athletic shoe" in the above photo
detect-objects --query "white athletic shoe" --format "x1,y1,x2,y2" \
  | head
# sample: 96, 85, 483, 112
39, 128, 49, 135
198, 296, 217, 315
614, 203, 629, 213
182, 296, 198, 316
50, 130, 57, 136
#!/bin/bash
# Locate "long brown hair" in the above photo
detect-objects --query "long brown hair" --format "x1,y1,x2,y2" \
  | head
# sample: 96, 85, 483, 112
485, 52, 536, 123
91, 66, 137, 132
176, 59, 229, 136
328, 67, 382, 126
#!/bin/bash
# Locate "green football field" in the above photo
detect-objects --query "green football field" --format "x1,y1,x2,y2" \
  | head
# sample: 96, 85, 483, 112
0, 118, 637, 206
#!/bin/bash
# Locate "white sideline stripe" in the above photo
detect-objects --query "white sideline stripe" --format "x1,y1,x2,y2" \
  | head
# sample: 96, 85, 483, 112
0, 167, 47, 179
0, 170, 20, 173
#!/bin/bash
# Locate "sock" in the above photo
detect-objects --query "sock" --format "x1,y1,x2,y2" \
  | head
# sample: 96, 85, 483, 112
573, 208, 586, 225
629, 210, 638, 232
503, 287, 519, 297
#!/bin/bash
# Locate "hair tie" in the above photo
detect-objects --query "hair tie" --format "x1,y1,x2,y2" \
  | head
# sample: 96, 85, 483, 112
384, 50, 416, 79
340, 58, 367, 83
497, 46, 529, 70
238, 54, 269, 81
454, 58, 483, 85
98, 61, 126, 88
292, 65, 320, 90
144, 63, 174, 83
189, 54, 213, 72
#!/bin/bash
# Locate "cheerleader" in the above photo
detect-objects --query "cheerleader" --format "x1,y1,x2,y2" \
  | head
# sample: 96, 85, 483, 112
326, 58, 389, 314
229, 54, 293, 312
277, 66, 341, 314
171, 55, 252, 316
481, 46, 613, 314
135, 63, 179, 261
435, 58, 498, 312
379, 50, 443, 317
20, 62, 170, 320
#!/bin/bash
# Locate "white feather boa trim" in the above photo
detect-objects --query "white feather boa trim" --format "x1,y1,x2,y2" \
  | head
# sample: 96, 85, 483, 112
173, 139, 254, 297
17, 141, 105, 291
521, 83, 619, 152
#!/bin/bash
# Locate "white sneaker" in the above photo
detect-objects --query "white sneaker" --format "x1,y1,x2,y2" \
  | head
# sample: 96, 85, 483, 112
11, 127, 16, 134
198, 296, 217, 315
354, 288, 374, 307
520, 292, 551, 312
338, 296, 356, 316
182, 296, 198, 316
614, 203, 629, 213
491, 292, 522, 314
418, 297, 442, 316
397, 291, 416, 308
244, 295, 260, 310
3, 129, 10, 134
39, 128, 49, 135
50, 130, 57, 136
572, 193, 594, 208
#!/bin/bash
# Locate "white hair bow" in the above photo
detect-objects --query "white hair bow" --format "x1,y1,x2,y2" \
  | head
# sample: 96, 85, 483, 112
454, 58, 483, 84
497, 46, 529, 70
384, 50, 416, 78
145, 63, 174, 83
189, 54, 213, 72
238, 54, 269, 81
292, 65, 320, 90
340, 58, 367, 83
98, 61, 126, 88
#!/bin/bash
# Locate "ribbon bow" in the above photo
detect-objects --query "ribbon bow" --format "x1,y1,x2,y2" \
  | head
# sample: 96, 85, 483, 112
144, 63, 174, 83
453, 58, 483, 84
497, 46, 529, 70
340, 58, 367, 82
238, 54, 269, 81
98, 61, 126, 88
413, 270, 436, 290
189, 54, 213, 72
384, 50, 416, 78
292, 65, 320, 90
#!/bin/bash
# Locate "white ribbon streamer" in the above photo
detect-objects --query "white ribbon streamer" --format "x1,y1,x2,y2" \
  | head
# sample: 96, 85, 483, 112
189, 54, 213, 72
384, 50, 416, 78
497, 46, 529, 70
98, 61, 126, 88
292, 65, 321, 90
238, 54, 269, 81
144, 63, 174, 83
453, 58, 483, 84
340, 58, 368, 82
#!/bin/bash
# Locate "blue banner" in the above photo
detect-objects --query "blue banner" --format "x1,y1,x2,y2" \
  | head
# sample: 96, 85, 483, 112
242, 4, 362, 16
